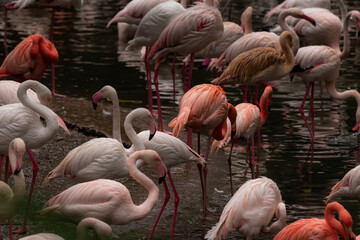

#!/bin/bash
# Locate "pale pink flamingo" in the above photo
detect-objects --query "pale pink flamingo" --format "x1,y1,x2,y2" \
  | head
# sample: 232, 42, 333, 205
263, 0, 331, 24
168, 83, 237, 218
215, 8, 315, 70
290, 45, 360, 141
205, 177, 286, 240
273, 202, 356, 240
19, 217, 112, 240
212, 86, 273, 195
325, 165, 360, 203
0, 34, 58, 82
0, 80, 69, 233
3, 1, 82, 96
40, 150, 170, 238
0, 138, 26, 240
294, 10, 360, 60
212, 31, 294, 104
127, 1, 185, 130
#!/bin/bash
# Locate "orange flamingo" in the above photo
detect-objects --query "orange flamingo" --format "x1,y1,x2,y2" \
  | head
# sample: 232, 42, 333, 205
212, 86, 273, 195
205, 177, 286, 240
168, 83, 237, 218
0, 34, 58, 82
274, 202, 356, 240
212, 31, 294, 104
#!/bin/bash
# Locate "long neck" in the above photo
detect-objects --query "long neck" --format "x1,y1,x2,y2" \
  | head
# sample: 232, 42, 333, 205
269, 202, 287, 232
8, 149, 25, 204
278, 12, 299, 55
326, 80, 360, 123
17, 81, 58, 137
76, 218, 112, 240
279, 36, 295, 73
108, 91, 121, 143
126, 151, 159, 221
124, 111, 146, 152
338, 0, 348, 25
340, 11, 352, 60
325, 204, 349, 239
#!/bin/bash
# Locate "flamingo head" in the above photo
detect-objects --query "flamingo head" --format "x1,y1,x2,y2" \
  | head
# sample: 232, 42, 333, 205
37, 85, 53, 109
92, 85, 116, 110
139, 150, 167, 184
9, 138, 26, 175
282, 8, 316, 27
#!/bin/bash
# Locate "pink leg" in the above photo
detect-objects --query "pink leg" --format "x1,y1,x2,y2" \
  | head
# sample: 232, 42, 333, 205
153, 66, 164, 132
13, 149, 39, 234
242, 85, 248, 103
186, 127, 193, 148
251, 135, 255, 166
148, 179, 170, 240
254, 85, 259, 106
299, 83, 314, 142
228, 142, 234, 196
182, 62, 187, 92
8, 219, 13, 240
202, 135, 212, 219
171, 54, 176, 101
186, 53, 195, 92
167, 171, 179, 240
145, 47, 154, 115
310, 82, 315, 140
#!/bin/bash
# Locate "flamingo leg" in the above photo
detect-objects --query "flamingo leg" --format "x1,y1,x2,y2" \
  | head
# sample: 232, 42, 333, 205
13, 149, 39, 234
182, 62, 187, 92
299, 83, 314, 142
153, 66, 165, 132
228, 142, 234, 196
202, 135, 212, 219
310, 82, 315, 140
145, 47, 154, 115
148, 179, 170, 240
171, 54, 176, 101
186, 127, 193, 149
3, 7, 8, 55
186, 53, 195, 92
167, 171, 179, 240
254, 85, 259, 106
8, 219, 12, 240
242, 85, 248, 103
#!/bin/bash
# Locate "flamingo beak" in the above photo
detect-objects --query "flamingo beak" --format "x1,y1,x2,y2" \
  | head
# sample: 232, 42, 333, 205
92, 91, 102, 110
351, 121, 360, 132
303, 15, 316, 27
56, 114, 71, 135
149, 117, 157, 141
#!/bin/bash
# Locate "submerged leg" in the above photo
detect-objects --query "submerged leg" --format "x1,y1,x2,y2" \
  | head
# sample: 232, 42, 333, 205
186, 53, 195, 92
299, 83, 314, 142
228, 142, 234, 196
145, 47, 154, 115
167, 171, 179, 240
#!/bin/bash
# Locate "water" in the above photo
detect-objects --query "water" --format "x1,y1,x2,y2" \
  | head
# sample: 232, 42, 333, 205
1, 0, 360, 239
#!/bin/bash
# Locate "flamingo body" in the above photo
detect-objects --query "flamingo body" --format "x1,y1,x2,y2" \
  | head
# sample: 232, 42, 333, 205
7, 0, 82, 9
0, 80, 44, 106
0, 34, 58, 82
205, 177, 286, 240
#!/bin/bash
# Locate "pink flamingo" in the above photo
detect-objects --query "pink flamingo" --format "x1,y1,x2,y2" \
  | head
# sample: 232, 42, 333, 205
0, 80, 69, 233
40, 150, 171, 238
294, 10, 360, 60
215, 8, 315, 70
205, 177, 286, 240
273, 202, 356, 240
0, 34, 58, 83
263, 0, 331, 24
18, 217, 112, 240
326, 165, 360, 203
212, 86, 273, 195
290, 45, 360, 141
0, 138, 26, 240
168, 83, 237, 218
127, 1, 185, 131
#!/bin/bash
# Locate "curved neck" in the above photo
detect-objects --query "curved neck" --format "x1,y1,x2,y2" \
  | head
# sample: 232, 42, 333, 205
340, 11, 352, 60
278, 12, 299, 55
17, 81, 58, 137
325, 204, 349, 239
124, 110, 146, 152
76, 218, 112, 240
338, 0, 348, 24
241, 7, 252, 35
108, 91, 121, 143
325, 81, 360, 123
126, 151, 159, 221
8, 148, 25, 203
269, 202, 287, 232
279, 36, 295, 73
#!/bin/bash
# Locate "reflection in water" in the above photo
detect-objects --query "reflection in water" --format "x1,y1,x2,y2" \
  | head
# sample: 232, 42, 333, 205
1, 0, 360, 239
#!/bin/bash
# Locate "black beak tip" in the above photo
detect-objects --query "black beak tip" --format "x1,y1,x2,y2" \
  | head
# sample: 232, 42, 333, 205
231, 130, 236, 139
268, 105, 272, 112
158, 176, 165, 184
312, 20, 316, 27
92, 102, 97, 110
14, 169, 20, 175
149, 133, 155, 141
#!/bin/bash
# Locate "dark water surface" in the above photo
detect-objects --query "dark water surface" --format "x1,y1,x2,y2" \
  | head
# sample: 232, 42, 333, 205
2, 0, 360, 239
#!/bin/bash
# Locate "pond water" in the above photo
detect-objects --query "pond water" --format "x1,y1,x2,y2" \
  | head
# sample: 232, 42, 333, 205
2, 0, 360, 239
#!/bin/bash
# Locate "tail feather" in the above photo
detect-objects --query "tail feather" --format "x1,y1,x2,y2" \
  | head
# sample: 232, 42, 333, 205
205, 220, 228, 240
325, 181, 342, 203
168, 107, 191, 137
38, 204, 60, 215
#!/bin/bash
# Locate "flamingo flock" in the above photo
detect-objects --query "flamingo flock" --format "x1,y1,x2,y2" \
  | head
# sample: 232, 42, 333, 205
1, 0, 360, 239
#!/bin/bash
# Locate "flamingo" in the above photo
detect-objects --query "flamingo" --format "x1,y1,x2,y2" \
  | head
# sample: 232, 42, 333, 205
0, 80, 69, 233
205, 177, 286, 240
212, 31, 294, 104
273, 202, 356, 240
43, 107, 156, 183
0, 34, 58, 82
0, 138, 26, 240
148, 0, 224, 94
168, 83, 237, 218
325, 165, 360, 203
215, 8, 315, 71
263, 0, 331, 24
40, 150, 170, 238
290, 45, 360, 141
212, 86, 273, 195
4, 1, 82, 96
293, 10, 360, 60
126, 1, 185, 131
18, 217, 112, 240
